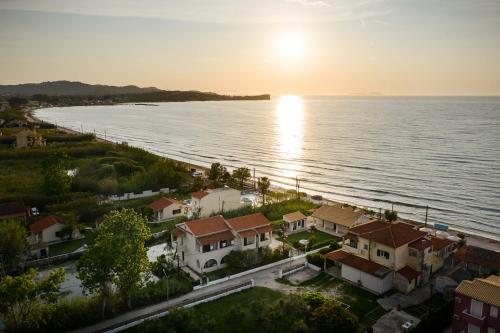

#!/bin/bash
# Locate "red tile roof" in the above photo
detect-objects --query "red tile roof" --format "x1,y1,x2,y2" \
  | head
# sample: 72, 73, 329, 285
349, 220, 427, 248
409, 238, 432, 250
185, 215, 229, 236
325, 250, 392, 278
397, 265, 420, 283
29, 215, 63, 234
429, 236, 455, 251
148, 197, 182, 212
192, 191, 209, 200
0, 201, 27, 219
455, 245, 500, 270
226, 213, 270, 231
198, 231, 234, 246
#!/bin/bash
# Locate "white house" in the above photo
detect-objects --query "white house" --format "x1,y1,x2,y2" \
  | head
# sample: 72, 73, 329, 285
311, 204, 370, 236
191, 187, 244, 218
171, 213, 272, 274
27, 215, 81, 257
148, 197, 185, 222
282, 211, 307, 234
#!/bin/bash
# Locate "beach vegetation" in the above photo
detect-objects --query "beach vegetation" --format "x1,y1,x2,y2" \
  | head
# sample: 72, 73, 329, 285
384, 209, 398, 222
258, 176, 271, 205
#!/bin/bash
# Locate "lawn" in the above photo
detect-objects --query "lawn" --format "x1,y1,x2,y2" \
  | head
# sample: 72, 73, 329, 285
283, 230, 339, 249
148, 221, 174, 234
48, 231, 96, 256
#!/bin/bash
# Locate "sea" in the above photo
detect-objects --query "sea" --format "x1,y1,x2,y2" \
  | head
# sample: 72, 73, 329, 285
35, 96, 500, 240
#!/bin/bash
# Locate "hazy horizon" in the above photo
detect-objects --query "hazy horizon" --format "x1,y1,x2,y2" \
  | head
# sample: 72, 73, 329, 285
1, 0, 500, 96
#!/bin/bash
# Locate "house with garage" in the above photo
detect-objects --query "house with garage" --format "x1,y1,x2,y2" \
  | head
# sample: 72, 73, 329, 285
171, 213, 272, 274
311, 204, 370, 236
148, 197, 185, 222
324, 220, 456, 294
27, 215, 82, 257
190, 187, 244, 218
452, 275, 500, 333
282, 211, 307, 234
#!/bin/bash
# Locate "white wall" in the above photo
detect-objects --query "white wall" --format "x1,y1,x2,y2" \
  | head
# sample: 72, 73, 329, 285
41, 223, 65, 243
156, 202, 185, 221
341, 265, 393, 295
195, 189, 243, 217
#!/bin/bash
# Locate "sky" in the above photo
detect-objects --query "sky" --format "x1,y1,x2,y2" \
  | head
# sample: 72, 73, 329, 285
0, 0, 500, 95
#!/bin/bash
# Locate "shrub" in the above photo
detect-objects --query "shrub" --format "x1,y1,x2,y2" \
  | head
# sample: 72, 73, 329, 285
306, 252, 323, 269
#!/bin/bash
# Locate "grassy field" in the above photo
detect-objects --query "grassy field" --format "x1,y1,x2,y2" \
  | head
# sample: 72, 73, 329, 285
194, 287, 285, 331
298, 273, 387, 331
286, 230, 335, 244
48, 231, 96, 256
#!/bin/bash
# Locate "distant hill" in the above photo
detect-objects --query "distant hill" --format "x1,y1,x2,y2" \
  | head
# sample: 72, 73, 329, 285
0, 81, 270, 102
0, 81, 160, 96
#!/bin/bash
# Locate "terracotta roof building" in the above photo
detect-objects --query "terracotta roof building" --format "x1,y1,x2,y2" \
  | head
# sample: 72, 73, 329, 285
311, 204, 370, 236
455, 245, 500, 275
148, 197, 185, 222
172, 213, 272, 274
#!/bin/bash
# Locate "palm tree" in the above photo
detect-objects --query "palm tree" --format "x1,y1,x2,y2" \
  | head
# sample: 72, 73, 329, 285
258, 176, 271, 205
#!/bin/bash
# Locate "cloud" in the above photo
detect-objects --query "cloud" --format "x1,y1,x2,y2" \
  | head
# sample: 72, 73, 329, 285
0, 0, 392, 24
287, 0, 332, 7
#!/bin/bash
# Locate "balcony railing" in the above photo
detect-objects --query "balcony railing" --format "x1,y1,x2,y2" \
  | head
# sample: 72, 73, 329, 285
462, 309, 486, 322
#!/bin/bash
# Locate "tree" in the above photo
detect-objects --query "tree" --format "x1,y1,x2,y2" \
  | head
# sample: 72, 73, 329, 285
208, 162, 227, 187
78, 209, 151, 316
0, 268, 64, 330
258, 176, 271, 205
310, 299, 359, 333
0, 220, 27, 272
41, 154, 71, 195
232, 167, 251, 190
384, 209, 398, 222
192, 175, 205, 192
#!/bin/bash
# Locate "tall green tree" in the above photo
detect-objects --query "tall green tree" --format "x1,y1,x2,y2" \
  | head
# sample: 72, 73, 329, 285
0, 220, 27, 272
78, 209, 151, 315
258, 176, 271, 205
384, 209, 398, 222
310, 299, 359, 332
208, 162, 227, 187
232, 167, 251, 190
41, 154, 71, 195
0, 268, 64, 331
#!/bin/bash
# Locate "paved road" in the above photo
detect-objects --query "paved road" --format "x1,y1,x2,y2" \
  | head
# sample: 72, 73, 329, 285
68, 257, 306, 333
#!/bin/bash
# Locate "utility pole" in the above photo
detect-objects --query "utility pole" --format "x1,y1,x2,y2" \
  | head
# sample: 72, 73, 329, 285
253, 168, 256, 190
379, 207, 382, 221
424, 205, 429, 227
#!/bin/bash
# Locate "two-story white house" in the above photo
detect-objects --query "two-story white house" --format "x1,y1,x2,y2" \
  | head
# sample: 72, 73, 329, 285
311, 204, 370, 236
171, 213, 272, 274
325, 220, 455, 295
191, 187, 244, 218
148, 197, 185, 222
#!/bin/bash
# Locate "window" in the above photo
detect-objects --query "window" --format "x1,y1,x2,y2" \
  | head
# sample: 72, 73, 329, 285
172, 208, 181, 215
409, 248, 419, 258
471, 299, 483, 318
453, 314, 459, 320
260, 233, 266, 241
349, 240, 358, 249
219, 239, 233, 248
204, 259, 217, 269
468, 323, 480, 333
244, 237, 255, 246
363, 244, 368, 250
202, 244, 211, 253
487, 327, 495, 333
376, 249, 390, 259
490, 305, 498, 318
455, 296, 462, 304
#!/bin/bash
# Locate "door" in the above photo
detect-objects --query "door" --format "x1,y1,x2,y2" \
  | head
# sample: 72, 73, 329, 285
470, 299, 483, 317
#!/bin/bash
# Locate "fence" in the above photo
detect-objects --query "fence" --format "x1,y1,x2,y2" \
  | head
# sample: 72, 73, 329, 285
109, 188, 175, 201
24, 249, 86, 268
104, 280, 254, 333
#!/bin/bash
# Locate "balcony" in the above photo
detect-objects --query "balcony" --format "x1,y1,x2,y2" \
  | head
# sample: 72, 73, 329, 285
461, 309, 486, 326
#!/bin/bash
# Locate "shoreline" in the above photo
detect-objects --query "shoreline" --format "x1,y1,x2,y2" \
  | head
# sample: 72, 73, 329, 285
29, 108, 500, 251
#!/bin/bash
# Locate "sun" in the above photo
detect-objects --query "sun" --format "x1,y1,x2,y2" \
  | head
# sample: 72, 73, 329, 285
276, 32, 306, 62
